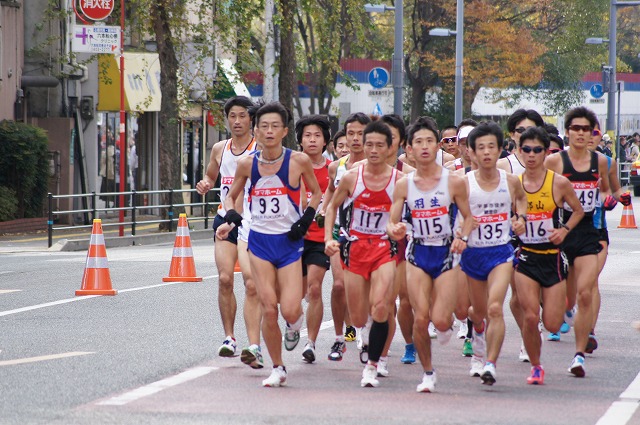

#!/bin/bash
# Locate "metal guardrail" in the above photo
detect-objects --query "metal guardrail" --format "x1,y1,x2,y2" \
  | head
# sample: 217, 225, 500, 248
47, 188, 221, 248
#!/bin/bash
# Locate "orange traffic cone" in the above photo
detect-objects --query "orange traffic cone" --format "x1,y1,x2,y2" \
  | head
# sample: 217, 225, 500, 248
163, 213, 203, 282
234, 260, 241, 273
76, 219, 117, 296
618, 202, 638, 229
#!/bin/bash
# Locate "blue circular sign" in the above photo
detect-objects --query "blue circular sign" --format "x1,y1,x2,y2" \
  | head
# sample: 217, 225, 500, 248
590, 84, 604, 99
368, 67, 390, 89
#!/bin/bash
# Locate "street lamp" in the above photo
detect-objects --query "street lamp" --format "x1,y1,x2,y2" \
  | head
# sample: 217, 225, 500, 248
429, 0, 464, 125
364, 2, 403, 116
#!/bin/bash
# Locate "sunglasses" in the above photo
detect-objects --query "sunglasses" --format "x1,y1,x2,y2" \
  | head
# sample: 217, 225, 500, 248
514, 127, 528, 134
521, 146, 545, 154
441, 137, 458, 144
548, 148, 562, 154
593, 129, 602, 137
568, 124, 593, 133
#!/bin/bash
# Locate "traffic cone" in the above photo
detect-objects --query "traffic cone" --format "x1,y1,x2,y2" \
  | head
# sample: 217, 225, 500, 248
618, 202, 637, 229
76, 219, 117, 296
234, 260, 241, 273
163, 213, 202, 282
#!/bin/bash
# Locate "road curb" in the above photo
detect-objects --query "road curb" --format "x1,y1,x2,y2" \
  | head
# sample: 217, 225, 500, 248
54, 229, 214, 252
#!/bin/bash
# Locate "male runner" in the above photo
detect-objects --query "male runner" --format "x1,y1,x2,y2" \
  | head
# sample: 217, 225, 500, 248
217, 102, 321, 387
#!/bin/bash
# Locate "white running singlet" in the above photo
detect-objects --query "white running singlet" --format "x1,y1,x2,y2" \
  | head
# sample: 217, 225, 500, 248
406, 168, 453, 246
467, 169, 512, 248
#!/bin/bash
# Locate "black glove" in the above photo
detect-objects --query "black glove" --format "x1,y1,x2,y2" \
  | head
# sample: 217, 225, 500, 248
619, 192, 632, 207
287, 207, 316, 241
224, 209, 243, 227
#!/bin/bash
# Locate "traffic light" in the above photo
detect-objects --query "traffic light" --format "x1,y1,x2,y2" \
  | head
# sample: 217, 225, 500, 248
602, 65, 613, 93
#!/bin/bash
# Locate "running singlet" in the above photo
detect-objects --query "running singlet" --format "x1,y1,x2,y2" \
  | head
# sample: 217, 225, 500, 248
304, 158, 331, 242
593, 155, 612, 230
218, 138, 258, 217
518, 170, 560, 252
453, 157, 464, 170
507, 153, 525, 175
248, 149, 302, 234
346, 164, 398, 239
467, 169, 512, 248
333, 155, 351, 227
406, 168, 454, 246
560, 150, 599, 219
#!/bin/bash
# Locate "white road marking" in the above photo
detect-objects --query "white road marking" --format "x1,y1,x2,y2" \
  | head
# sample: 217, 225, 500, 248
0, 290, 21, 294
0, 271, 15, 275
0, 351, 94, 366
97, 366, 218, 406
597, 372, 640, 425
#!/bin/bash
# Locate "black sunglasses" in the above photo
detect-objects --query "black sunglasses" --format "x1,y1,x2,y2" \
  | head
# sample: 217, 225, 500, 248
568, 124, 593, 133
521, 146, 545, 154
441, 137, 458, 144
548, 148, 562, 154
514, 127, 528, 134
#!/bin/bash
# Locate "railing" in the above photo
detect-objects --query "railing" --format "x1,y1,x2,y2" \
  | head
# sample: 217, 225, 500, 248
619, 161, 632, 187
46, 188, 220, 248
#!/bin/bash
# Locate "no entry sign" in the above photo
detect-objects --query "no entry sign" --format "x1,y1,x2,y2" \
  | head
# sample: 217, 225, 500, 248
79, 0, 115, 21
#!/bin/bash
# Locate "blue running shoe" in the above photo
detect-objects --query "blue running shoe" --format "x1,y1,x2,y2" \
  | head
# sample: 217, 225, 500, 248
547, 332, 560, 341
560, 322, 570, 334
401, 343, 416, 364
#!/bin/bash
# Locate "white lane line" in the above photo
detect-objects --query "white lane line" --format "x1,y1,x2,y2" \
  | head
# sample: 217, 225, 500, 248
0, 271, 15, 275
0, 290, 21, 294
596, 372, 640, 425
0, 278, 219, 318
0, 351, 94, 366
97, 366, 218, 406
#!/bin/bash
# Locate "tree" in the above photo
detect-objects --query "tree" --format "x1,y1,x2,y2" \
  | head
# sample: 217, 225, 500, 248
278, 0, 298, 148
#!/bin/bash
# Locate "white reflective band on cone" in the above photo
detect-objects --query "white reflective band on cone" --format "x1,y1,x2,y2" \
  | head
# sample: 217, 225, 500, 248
85, 257, 109, 268
172, 247, 193, 258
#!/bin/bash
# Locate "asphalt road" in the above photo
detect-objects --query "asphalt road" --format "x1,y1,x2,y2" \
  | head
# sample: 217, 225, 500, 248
1, 205, 639, 425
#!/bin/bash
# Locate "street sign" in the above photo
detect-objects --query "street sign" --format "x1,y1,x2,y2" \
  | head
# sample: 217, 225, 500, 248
372, 103, 383, 116
72, 25, 120, 54
79, 0, 115, 21
590, 84, 604, 99
368, 67, 389, 89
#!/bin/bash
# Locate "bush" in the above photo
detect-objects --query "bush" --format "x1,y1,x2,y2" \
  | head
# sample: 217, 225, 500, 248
0, 120, 49, 219
0, 186, 18, 221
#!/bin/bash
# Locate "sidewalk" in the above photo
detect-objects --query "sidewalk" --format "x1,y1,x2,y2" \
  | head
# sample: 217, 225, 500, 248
0, 214, 214, 253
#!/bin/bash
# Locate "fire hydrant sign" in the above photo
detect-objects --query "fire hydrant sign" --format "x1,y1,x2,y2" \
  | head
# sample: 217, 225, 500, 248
79, 0, 115, 21
72, 25, 120, 54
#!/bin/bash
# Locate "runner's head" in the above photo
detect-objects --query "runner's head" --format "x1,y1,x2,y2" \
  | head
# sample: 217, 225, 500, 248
507, 109, 544, 144
295, 114, 331, 153
332, 129, 349, 158
407, 116, 439, 147
363, 120, 393, 163
224, 96, 255, 138
519, 126, 550, 150
255, 102, 291, 146
380, 114, 406, 153
468, 121, 503, 152
344, 112, 371, 153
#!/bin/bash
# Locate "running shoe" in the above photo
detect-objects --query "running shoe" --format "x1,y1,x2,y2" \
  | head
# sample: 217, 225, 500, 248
547, 332, 560, 342
361, 364, 379, 388
560, 321, 570, 334
344, 326, 357, 342
585, 333, 598, 354
262, 365, 287, 387
469, 355, 484, 377
283, 322, 300, 351
481, 362, 497, 385
527, 365, 545, 385
377, 357, 389, 377
568, 354, 586, 377
519, 342, 530, 363
218, 335, 237, 357
360, 345, 369, 364
428, 322, 437, 339
462, 338, 474, 357
436, 327, 454, 346
328, 340, 346, 361
416, 371, 437, 393
302, 342, 316, 363
356, 328, 363, 350
564, 307, 576, 327
457, 320, 468, 339
240, 345, 264, 369
472, 327, 486, 358
401, 343, 416, 364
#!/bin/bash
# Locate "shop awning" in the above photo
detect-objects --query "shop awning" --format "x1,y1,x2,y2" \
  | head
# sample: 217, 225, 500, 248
98, 53, 162, 112
214, 59, 251, 100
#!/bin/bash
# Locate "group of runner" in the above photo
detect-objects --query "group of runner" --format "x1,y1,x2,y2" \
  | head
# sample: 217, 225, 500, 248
196, 97, 631, 391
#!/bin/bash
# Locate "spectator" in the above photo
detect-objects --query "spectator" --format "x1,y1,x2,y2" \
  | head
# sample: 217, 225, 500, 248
602, 134, 613, 157
630, 133, 640, 162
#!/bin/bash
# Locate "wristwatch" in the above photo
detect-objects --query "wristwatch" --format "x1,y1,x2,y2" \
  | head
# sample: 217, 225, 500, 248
458, 235, 469, 243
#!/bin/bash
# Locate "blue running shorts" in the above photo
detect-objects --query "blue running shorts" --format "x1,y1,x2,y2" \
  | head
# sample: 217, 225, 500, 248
248, 230, 303, 269
406, 241, 453, 280
460, 244, 514, 281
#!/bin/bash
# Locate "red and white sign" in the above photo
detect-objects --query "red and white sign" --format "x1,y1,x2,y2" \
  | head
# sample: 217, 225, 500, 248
79, 0, 115, 21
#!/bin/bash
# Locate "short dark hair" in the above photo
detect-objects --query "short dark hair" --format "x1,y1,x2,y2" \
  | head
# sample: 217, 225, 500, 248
519, 126, 550, 149
458, 118, 478, 128
332, 129, 346, 143
507, 109, 544, 132
564, 106, 597, 131
468, 121, 504, 151
343, 112, 371, 132
363, 120, 393, 148
224, 96, 255, 117
380, 114, 406, 146
407, 116, 439, 146
544, 123, 564, 147
295, 115, 331, 151
255, 101, 292, 126
248, 99, 266, 128
440, 125, 458, 139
